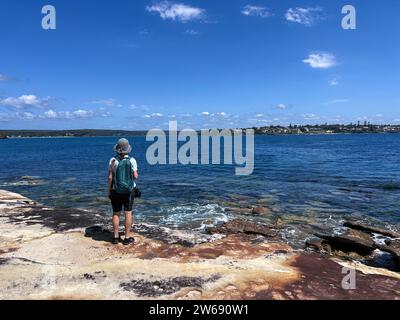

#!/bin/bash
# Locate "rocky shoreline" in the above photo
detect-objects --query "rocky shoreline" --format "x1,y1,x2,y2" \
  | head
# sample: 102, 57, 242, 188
0, 189, 399, 300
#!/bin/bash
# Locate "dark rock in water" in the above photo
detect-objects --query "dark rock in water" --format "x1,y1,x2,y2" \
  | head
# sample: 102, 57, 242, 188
378, 240, 400, 265
314, 229, 375, 256
252, 207, 271, 215
224, 207, 253, 215
120, 275, 221, 297
207, 220, 276, 238
364, 250, 400, 272
344, 221, 400, 239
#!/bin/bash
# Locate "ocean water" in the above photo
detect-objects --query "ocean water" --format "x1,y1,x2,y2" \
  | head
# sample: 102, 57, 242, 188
1, 134, 399, 244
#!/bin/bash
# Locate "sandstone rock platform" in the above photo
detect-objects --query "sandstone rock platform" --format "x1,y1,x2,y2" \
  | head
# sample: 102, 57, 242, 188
1, 190, 399, 300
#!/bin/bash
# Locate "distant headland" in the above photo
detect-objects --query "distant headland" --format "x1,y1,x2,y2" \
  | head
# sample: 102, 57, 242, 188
1, 123, 400, 139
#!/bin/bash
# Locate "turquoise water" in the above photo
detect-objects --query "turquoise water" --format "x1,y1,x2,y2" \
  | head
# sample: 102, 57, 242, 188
1, 134, 399, 243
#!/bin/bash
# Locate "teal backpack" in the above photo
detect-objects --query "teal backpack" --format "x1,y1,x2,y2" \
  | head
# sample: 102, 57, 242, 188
113, 156, 135, 194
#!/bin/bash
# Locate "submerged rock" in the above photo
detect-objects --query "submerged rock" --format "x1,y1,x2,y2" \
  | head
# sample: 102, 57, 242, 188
252, 207, 271, 215
310, 220, 400, 268
344, 221, 400, 239
224, 207, 253, 215
207, 219, 277, 238
314, 229, 375, 256
379, 240, 400, 265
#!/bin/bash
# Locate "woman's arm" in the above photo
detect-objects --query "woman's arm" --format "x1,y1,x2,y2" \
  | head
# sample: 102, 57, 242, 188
108, 159, 115, 197
108, 170, 113, 196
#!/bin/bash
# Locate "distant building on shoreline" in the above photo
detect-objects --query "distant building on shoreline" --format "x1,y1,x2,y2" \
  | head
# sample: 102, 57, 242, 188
248, 124, 400, 135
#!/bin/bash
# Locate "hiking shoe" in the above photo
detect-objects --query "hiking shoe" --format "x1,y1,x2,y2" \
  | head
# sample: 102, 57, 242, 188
112, 237, 121, 245
123, 237, 135, 245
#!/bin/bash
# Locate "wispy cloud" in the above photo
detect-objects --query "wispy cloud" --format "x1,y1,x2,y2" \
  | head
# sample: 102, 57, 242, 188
303, 52, 336, 69
302, 113, 320, 120
241, 5, 273, 18
0, 74, 17, 82
43, 109, 96, 119
146, 1, 205, 23
184, 29, 200, 36
0, 94, 51, 109
275, 103, 288, 109
329, 77, 339, 86
129, 104, 151, 112
324, 99, 349, 105
16, 112, 36, 120
285, 7, 323, 26
91, 99, 122, 108
144, 112, 164, 118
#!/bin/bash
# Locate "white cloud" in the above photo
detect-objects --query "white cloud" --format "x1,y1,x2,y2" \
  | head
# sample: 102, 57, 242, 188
91, 99, 122, 108
0, 94, 50, 109
146, 1, 205, 23
16, 112, 36, 120
44, 109, 58, 119
73, 109, 95, 118
185, 29, 200, 35
275, 103, 288, 109
324, 99, 349, 105
144, 113, 164, 118
285, 7, 322, 26
303, 52, 336, 69
302, 113, 320, 120
199, 111, 210, 116
180, 113, 193, 117
0, 74, 14, 81
43, 109, 96, 120
255, 114, 265, 118
241, 5, 273, 18
130, 104, 151, 112
329, 77, 339, 86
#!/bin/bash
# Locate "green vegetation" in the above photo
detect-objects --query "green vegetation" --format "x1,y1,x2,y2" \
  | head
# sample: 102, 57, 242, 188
0, 129, 147, 139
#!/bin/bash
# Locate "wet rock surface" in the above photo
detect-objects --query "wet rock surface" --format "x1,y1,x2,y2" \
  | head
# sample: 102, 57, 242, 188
1, 190, 400, 300
207, 220, 277, 238
120, 275, 221, 297
344, 221, 400, 239
379, 240, 400, 264
314, 229, 375, 256
308, 220, 400, 270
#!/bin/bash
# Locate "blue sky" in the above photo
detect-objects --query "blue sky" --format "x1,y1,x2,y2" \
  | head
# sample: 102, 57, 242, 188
0, 0, 399, 130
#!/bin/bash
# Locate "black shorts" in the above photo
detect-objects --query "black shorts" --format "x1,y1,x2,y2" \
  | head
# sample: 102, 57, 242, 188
110, 191, 134, 213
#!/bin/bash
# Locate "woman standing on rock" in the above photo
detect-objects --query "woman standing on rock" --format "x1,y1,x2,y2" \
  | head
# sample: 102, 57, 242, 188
108, 138, 139, 245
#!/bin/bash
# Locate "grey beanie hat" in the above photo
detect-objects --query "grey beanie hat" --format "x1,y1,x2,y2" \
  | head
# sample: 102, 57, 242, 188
113, 138, 132, 154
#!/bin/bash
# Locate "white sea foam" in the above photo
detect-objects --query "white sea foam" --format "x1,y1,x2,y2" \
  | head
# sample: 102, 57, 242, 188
371, 233, 391, 246
160, 203, 228, 229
